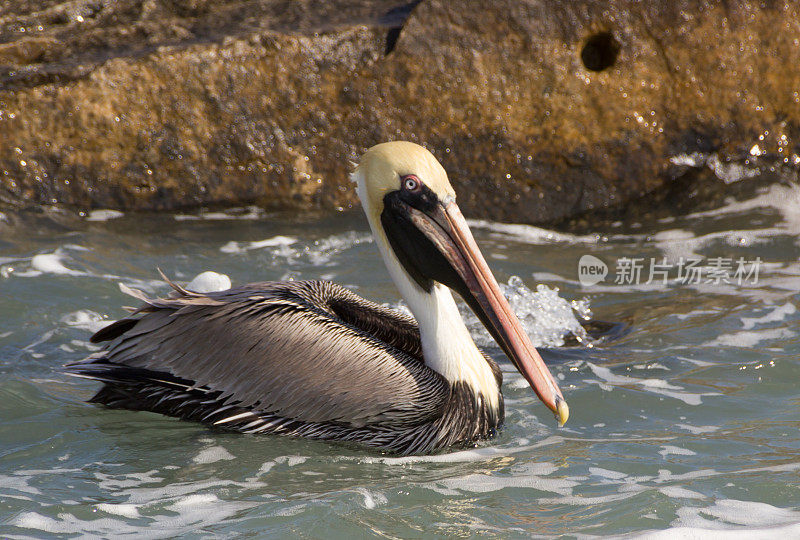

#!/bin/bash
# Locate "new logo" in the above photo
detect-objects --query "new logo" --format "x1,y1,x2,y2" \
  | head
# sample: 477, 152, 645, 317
578, 255, 608, 286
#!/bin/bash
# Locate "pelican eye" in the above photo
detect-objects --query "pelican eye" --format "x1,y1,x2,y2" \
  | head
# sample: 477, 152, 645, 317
401, 174, 421, 192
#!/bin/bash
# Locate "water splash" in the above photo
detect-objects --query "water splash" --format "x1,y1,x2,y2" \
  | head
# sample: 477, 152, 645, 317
393, 276, 591, 349
464, 276, 591, 348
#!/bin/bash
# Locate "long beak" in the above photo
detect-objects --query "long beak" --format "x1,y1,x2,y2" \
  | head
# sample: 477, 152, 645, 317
403, 198, 569, 426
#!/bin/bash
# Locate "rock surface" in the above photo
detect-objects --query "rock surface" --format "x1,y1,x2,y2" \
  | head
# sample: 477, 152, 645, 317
1, 0, 798, 225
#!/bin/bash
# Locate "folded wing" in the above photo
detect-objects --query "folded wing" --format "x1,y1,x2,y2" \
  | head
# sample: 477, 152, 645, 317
65, 280, 447, 429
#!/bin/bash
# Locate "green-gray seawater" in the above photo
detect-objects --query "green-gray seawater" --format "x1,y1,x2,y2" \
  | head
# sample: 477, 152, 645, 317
1, 181, 799, 538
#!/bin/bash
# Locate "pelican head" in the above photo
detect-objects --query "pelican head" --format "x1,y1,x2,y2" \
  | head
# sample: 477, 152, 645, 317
353, 141, 569, 426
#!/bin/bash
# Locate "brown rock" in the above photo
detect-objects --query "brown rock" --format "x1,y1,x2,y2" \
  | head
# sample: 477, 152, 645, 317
0, 0, 798, 224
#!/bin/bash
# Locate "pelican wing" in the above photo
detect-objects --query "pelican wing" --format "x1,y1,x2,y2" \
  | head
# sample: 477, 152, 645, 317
324, 285, 423, 362
66, 280, 447, 428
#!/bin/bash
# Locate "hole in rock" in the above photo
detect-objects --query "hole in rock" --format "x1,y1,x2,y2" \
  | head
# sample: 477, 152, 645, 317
580, 31, 620, 72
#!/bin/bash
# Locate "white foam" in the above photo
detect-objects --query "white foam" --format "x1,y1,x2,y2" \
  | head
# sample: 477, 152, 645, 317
653, 462, 800, 488
86, 209, 124, 221
634, 185, 800, 275
659, 445, 697, 457
586, 363, 717, 405
169, 493, 219, 509
0, 474, 42, 497
643, 499, 800, 537
95, 503, 140, 518
651, 229, 703, 260
741, 302, 796, 330
468, 219, 600, 244
277, 456, 307, 467
192, 446, 235, 464
186, 271, 231, 293
359, 436, 563, 465
533, 271, 569, 283
165, 493, 258, 529
651, 227, 785, 262
304, 232, 373, 265
639, 522, 800, 539
11, 512, 91, 535
674, 309, 717, 321
707, 154, 761, 184
11, 245, 119, 279
272, 504, 307, 517
589, 467, 628, 480
10, 487, 258, 537
222, 231, 373, 268
71, 339, 100, 351
94, 470, 164, 490
61, 310, 113, 334
706, 327, 794, 347
537, 492, 639, 506
62, 244, 91, 252
30, 251, 84, 276
220, 235, 297, 254
669, 151, 766, 184
432, 461, 577, 497
11, 508, 148, 537
110, 474, 267, 510
249, 236, 299, 250
689, 499, 800, 527
683, 183, 800, 232
587, 364, 680, 390
658, 486, 705, 500
355, 488, 387, 509
653, 229, 696, 242
669, 152, 707, 168
174, 206, 265, 221
675, 423, 719, 435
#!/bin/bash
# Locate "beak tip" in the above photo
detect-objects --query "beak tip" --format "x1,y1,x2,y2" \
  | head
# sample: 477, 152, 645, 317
555, 397, 569, 427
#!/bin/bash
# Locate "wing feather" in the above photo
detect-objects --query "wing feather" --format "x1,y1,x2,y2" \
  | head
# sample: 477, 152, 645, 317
69, 280, 447, 428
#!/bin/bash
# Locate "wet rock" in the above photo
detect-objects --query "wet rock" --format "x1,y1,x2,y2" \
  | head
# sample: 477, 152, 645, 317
0, 0, 798, 225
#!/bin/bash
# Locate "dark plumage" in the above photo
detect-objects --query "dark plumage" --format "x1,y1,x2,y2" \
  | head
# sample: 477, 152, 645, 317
65, 279, 503, 455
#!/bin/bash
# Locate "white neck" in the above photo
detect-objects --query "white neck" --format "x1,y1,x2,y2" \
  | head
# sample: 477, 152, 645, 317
355, 175, 500, 411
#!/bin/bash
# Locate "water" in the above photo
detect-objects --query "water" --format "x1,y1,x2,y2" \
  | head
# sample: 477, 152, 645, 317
1, 181, 799, 537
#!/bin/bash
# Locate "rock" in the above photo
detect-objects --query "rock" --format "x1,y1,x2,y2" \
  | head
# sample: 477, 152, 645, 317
1, 0, 798, 225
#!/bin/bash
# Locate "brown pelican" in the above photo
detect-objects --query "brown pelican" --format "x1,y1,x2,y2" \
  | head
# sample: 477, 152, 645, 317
65, 141, 568, 455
